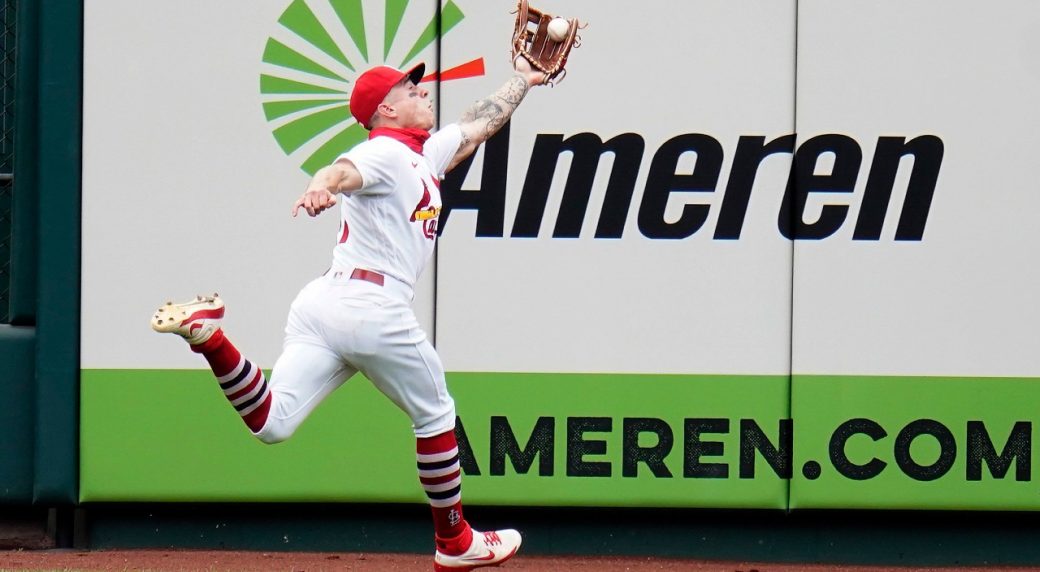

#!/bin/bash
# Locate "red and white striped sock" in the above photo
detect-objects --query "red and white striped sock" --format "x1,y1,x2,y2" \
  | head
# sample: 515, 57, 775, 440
191, 329, 272, 433
417, 430, 472, 554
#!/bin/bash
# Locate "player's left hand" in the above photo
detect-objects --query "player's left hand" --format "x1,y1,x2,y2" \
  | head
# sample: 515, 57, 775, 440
513, 55, 548, 87
292, 188, 338, 217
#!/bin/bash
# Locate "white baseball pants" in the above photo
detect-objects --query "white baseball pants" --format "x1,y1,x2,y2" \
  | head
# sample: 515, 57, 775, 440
252, 270, 456, 443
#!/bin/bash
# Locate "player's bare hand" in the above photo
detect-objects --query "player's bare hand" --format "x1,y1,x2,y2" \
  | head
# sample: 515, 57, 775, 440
513, 55, 547, 87
292, 188, 338, 217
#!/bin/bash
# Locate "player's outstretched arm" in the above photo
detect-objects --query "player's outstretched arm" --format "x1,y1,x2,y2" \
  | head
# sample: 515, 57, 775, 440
292, 159, 364, 217
447, 58, 546, 172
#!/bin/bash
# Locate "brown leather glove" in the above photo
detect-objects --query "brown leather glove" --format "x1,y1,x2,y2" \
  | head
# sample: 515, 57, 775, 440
512, 0, 583, 85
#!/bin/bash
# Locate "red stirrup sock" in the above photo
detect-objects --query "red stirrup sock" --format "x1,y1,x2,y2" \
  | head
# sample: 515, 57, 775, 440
192, 329, 272, 432
417, 430, 472, 554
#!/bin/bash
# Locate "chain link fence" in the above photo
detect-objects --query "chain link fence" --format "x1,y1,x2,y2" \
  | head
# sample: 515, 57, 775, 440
0, 0, 15, 323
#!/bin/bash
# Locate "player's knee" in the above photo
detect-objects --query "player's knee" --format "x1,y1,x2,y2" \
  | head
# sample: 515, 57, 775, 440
255, 431, 286, 445
413, 407, 457, 438
253, 420, 296, 444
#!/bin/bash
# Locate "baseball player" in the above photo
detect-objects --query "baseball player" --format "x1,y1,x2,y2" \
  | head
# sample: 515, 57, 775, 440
152, 55, 549, 571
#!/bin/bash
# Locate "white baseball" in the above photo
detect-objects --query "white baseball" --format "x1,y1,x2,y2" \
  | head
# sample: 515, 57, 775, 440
547, 17, 570, 42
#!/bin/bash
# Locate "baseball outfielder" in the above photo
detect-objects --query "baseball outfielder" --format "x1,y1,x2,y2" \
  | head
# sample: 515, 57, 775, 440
150, 51, 556, 571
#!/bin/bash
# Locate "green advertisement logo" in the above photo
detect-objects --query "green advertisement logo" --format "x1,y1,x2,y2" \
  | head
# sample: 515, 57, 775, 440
260, 0, 485, 175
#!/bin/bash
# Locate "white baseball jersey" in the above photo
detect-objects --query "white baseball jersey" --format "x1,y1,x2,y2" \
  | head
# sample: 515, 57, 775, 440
333, 124, 463, 288
253, 124, 465, 443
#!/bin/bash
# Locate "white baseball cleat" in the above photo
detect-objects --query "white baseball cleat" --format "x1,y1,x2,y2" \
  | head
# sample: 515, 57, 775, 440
434, 528, 522, 571
150, 294, 225, 346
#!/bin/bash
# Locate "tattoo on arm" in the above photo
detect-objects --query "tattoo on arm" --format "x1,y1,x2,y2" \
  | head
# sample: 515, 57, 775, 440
461, 74, 530, 142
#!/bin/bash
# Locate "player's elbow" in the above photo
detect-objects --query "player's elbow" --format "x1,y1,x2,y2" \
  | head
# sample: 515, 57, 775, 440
447, 141, 479, 172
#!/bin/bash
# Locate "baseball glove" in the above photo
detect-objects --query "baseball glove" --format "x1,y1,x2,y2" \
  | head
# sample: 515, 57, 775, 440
512, 0, 582, 85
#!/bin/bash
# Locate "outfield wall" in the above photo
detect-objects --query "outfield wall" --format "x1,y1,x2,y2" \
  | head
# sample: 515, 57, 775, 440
79, 0, 1040, 510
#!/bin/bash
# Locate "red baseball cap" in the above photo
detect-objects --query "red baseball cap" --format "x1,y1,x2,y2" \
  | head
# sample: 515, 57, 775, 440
349, 63, 426, 129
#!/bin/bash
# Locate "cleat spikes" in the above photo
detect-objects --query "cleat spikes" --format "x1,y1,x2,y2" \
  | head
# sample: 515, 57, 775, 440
150, 294, 225, 345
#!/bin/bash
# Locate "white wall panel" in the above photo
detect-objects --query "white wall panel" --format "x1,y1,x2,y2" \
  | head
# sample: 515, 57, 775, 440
794, 1, 1040, 376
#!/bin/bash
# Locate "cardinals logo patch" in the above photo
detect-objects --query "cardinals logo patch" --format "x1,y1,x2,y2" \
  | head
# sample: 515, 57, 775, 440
410, 180, 440, 239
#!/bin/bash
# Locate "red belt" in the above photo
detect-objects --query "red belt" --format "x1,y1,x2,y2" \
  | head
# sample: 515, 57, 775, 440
350, 268, 385, 286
